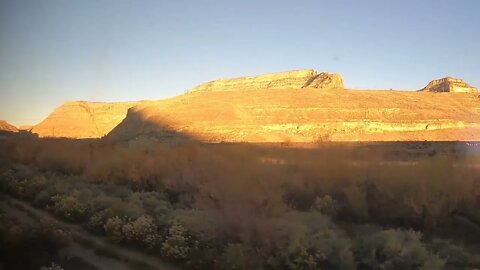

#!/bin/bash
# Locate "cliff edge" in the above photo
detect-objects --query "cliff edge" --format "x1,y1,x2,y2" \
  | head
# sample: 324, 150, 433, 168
420, 77, 477, 93
189, 69, 343, 92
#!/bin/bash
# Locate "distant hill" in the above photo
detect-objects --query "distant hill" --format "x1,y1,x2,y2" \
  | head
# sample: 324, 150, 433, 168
419, 77, 478, 93
189, 69, 344, 92
0, 120, 18, 133
31, 69, 480, 141
31, 101, 149, 138
106, 70, 480, 142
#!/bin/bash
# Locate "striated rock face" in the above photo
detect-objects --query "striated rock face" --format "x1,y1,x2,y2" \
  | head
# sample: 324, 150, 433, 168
107, 88, 480, 142
420, 77, 478, 93
0, 120, 18, 133
188, 69, 343, 92
32, 101, 147, 138
305, 72, 344, 89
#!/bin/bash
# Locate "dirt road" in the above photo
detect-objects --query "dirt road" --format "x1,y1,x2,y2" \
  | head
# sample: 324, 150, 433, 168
0, 194, 180, 270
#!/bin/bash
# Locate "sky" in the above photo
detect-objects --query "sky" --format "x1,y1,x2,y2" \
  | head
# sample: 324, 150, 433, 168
0, 0, 479, 126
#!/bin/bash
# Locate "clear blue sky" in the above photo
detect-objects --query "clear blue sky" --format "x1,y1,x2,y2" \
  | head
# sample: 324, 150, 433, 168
0, 0, 479, 126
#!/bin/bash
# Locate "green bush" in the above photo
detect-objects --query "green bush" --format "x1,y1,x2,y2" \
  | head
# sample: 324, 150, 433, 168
217, 243, 263, 270
264, 212, 355, 270
104, 216, 125, 243
161, 222, 196, 260
353, 229, 445, 270
50, 195, 88, 222
122, 215, 160, 249
310, 195, 339, 218
86, 209, 108, 235
431, 239, 480, 268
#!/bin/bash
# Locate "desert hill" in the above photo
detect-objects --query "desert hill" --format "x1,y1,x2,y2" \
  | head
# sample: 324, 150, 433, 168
31, 101, 148, 138
189, 69, 344, 92
31, 69, 480, 141
106, 70, 480, 142
419, 77, 477, 93
0, 120, 18, 133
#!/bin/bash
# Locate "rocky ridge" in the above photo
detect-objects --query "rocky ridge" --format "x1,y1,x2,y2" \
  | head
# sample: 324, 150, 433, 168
188, 69, 343, 92
420, 77, 478, 93
28, 69, 480, 141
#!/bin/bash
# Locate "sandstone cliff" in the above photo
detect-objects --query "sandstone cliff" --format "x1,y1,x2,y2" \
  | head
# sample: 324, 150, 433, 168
0, 120, 18, 133
32, 101, 147, 138
420, 77, 478, 93
31, 70, 480, 141
107, 88, 480, 142
188, 69, 343, 92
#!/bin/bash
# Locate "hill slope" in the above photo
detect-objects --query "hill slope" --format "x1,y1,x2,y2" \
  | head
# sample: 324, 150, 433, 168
420, 77, 478, 93
32, 101, 147, 138
0, 120, 18, 133
31, 70, 480, 141
107, 88, 480, 142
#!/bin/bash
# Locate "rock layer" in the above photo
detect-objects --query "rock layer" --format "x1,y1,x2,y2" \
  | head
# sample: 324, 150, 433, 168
30, 70, 480, 141
188, 69, 343, 92
32, 101, 147, 138
107, 88, 480, 142
420, 77, 478, 93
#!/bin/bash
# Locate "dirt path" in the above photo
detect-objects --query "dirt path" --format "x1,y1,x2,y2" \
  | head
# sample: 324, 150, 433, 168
0, 194, 181, 270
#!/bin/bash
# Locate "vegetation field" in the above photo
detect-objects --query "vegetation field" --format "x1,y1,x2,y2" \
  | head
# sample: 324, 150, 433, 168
0, 138, 479, 269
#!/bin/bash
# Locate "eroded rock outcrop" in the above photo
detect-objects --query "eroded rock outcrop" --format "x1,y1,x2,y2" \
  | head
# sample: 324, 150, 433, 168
0, 120, 18, 133
188, 69, 343, 92
32, 101, 147, 138
420, 77, 478, 93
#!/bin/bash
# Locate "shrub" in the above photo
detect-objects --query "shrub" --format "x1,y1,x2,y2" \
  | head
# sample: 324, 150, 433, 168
161, 222, 196, 260
344, 185, 369, 221
50, 195, 88, 222
310, 195, 339, 218
217, 243, 263, 270
104, 216, 125, 243
431, 239, 480, 268
122, 215, 160, 249
353, 229, 445, 270
22, 175, 48, 200
86, 210, 108, 235
263, 211, 355, 270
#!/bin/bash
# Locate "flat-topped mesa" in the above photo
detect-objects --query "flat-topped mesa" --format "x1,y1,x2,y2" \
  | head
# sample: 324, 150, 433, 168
188, 69, 344, 92
420, 77, 478, 93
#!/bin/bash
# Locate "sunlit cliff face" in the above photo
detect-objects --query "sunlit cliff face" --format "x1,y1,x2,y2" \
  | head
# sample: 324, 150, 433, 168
29, 70, 480, 142
420, 77, 478, 93
188, 69, 344, 92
